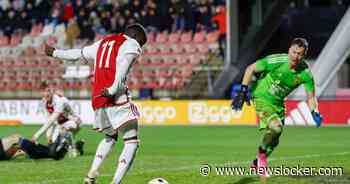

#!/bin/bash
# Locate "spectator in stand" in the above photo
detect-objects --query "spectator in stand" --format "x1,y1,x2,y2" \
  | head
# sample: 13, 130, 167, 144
170, 0, 186, 31
17, 11, 31, 33
100, 10, 112, 32
12, 0, 25, 12
0, 0, 11, 11
0, 0, 226, 45
155, 0, 172, 31
128, 0, 143, 19
50, 1, 61, 25
62, 0, 74, 24
3, 9, 17, 36
65, 18, 80, 48
211, 6, 226, 58
196, 3, 212, 31
140, 8, 159, 32
184, 0, 197, 32
115, 15, 127, 33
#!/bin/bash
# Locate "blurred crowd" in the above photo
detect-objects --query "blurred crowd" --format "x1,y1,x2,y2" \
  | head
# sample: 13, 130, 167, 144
0, 0, 226, 40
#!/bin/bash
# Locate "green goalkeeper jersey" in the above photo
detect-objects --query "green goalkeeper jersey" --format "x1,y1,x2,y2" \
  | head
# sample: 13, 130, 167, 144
251, 53, 315, 106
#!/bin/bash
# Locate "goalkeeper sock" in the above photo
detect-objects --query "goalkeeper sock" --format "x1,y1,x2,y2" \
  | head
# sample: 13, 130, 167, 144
87, 137, 115, 178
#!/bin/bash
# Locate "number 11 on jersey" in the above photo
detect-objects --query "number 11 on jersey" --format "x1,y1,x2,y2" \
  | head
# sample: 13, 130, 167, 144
98, 40, 116, 69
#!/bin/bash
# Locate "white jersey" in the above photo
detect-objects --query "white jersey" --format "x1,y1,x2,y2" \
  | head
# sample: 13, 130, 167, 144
53, 34, 142, 104
32, 94, 79, 141
44, 94, 76, 124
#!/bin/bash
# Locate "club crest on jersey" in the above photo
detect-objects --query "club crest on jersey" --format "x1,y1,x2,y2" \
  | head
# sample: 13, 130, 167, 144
295, 76, 302, 85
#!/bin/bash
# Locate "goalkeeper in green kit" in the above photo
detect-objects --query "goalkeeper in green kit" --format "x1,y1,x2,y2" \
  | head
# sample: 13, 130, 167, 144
231, 38, 323, 178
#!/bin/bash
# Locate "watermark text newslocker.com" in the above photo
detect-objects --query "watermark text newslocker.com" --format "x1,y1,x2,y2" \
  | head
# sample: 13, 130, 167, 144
199, 164, 343, 177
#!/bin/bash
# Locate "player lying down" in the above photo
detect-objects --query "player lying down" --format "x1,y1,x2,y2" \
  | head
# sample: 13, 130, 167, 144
0, 134, 84, 160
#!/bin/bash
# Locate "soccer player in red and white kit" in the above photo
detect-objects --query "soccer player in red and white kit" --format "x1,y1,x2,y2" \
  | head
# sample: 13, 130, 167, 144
32, 81, 82, 157
45, 24, 147, 184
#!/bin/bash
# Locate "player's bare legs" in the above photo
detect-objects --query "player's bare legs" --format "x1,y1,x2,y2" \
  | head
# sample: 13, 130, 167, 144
111, 120, 139, 184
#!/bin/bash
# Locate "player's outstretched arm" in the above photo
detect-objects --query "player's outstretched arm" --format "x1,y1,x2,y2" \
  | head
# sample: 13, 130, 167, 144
307, 91, 323, 127
45, 44, 83, 61
32, 112, 60, 142
242, 63, 257, 86
44, 41, 100, 64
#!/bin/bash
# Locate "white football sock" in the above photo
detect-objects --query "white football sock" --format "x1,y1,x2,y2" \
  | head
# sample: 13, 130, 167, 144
87, 138, 115, 178
111, 141, 139, 184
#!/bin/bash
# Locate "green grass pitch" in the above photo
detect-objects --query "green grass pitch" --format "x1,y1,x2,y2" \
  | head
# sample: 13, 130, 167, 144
0, 125, 349, 184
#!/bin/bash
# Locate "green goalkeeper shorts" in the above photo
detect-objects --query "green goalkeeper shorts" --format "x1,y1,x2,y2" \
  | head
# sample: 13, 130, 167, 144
253, 98, 285, 130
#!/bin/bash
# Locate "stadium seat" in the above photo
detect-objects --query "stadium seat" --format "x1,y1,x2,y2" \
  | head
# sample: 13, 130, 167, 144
183, 43, 197, 53
147, 32, 156, 43
77, 65, 91, 78
188, 54, 202, 65
161, 55, 176, 67
62, 66, 79, 79
171, 78, 184, 89
9, 35, 22, 46
175, 55, 190, 66
193, 31, 206, 43
157, 69, 172, 78
0, 47, 12, 56
149, 55, 164, 66
10, 47, 22, 56
168, 32, 181, 43
145, 80, 158, 89
0, 36, 10, 46
196, 43, 210, 54
142, 69, 156, 78
144, 43, 157, 54
21, 36, 35, 47
206, 31, 220, 43
169, 43, 185, 54
0, 71, 5, 80
162, 79, 173, 89
131, 70, 143, 78
81, 80, 91, 89
157, 44, 171, 54
175, 70, 193, 78
180, 31, 193, 43
137, 56, 151, 65
155, 31, 168, 43
23, 47, 36, 56
29, 24, 43, 37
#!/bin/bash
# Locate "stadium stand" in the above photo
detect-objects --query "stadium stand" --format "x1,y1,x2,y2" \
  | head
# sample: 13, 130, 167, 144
0, 0, 226, 99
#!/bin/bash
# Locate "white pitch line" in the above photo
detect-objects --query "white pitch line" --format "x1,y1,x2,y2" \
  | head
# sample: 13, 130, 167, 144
10, 151, 350, 184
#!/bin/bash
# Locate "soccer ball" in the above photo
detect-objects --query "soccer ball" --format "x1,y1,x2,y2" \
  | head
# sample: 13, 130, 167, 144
148, 178, 169, 184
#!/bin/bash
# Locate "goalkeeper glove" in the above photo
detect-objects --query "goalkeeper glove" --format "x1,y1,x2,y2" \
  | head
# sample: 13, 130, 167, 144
231, 84, 251, 111
311, 110, 323, 127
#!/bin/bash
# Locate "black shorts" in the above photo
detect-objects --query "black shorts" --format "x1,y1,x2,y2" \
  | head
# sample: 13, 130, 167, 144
0, 139, 9, 160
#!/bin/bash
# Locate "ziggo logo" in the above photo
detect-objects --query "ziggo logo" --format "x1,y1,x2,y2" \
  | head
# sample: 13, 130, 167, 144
188, 102, 244, 124
138, 106, 177, 123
